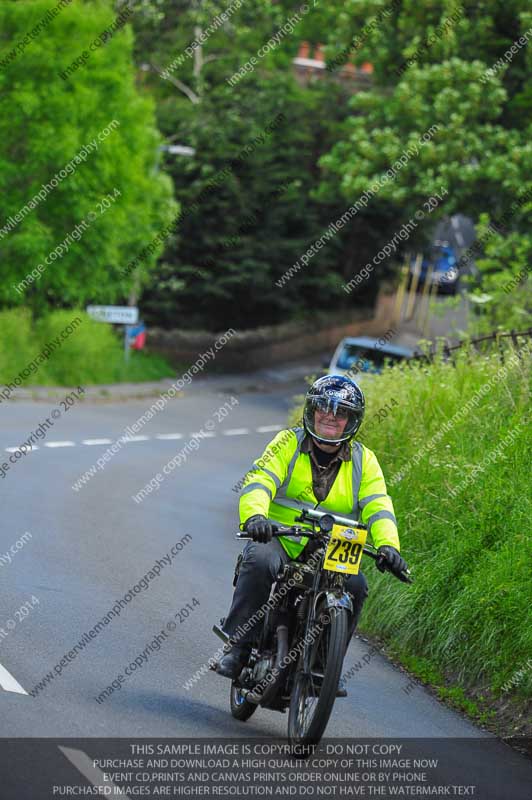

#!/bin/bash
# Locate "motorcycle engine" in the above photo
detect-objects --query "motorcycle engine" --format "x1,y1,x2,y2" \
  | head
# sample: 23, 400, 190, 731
252, 652, 276, 683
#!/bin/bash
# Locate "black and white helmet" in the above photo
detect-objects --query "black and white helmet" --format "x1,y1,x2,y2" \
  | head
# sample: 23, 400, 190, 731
303, 375, 365, 444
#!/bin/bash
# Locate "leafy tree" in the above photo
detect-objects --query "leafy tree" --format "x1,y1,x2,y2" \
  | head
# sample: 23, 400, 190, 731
130, 0, 398, 329
141, 74, 362, 330
465, 211, 532, 333
0, 0, 176, 315
316, 0, 532, 329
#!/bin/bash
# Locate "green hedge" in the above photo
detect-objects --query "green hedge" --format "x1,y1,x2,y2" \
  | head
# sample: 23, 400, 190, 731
290, 341, 531, 711
0, 309, 174, 386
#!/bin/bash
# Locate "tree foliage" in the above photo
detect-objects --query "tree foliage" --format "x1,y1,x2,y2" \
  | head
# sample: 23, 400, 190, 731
317, 0, 532, 331
1, 0, 530, 331
0, 0, 176, 315
130, 0, 400, 329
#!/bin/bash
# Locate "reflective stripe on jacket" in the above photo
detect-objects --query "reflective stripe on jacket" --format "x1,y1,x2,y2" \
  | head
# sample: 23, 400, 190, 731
239, 427, 400, 559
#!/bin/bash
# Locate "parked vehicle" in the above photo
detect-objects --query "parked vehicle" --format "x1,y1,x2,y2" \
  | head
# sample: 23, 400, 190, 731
408, 241, 459, 295
325, 336, 414, 379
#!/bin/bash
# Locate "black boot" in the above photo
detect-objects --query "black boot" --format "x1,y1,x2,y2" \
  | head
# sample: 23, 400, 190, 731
336, 679, 347, 697
216, 645, 250, 679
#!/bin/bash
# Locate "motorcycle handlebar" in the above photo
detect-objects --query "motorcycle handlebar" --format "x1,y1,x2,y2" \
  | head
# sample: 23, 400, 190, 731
362, 547, 412, 584
235, 524, 413, 584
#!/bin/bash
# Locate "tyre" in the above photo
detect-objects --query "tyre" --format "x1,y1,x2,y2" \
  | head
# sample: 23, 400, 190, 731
230, 683, 258, 721
288, 605, 348, 748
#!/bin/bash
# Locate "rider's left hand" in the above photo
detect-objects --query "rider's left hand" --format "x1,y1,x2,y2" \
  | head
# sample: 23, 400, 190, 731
376, 545, 408, 576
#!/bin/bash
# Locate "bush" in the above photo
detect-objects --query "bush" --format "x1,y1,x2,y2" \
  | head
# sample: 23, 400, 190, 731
0, 309, 174, 386
0, 308, 52, 383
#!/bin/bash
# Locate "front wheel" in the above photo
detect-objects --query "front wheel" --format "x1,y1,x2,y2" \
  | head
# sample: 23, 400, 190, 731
230, 683, 258, 721
288, 605, 348, 748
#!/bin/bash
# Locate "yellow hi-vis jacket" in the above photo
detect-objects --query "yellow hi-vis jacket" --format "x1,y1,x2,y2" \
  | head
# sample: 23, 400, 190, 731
239, 427, 400, 560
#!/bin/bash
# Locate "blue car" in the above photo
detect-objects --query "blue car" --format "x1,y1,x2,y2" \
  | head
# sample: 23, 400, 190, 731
408, 241, 459, 295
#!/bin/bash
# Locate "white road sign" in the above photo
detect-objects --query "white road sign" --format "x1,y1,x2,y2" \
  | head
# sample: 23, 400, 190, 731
86, 305, 139, 324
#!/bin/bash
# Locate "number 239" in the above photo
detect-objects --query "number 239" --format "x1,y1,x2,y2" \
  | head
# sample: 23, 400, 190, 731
328, 539, 362, 564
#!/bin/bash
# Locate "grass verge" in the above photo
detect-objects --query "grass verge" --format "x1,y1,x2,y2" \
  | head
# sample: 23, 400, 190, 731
290, 340, 531, 739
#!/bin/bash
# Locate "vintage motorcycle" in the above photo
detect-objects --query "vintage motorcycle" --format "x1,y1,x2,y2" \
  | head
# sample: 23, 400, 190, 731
212, 508, 411, 749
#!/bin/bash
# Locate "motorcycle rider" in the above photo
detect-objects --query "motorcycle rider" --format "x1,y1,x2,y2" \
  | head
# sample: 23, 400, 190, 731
217, 375, 408, 692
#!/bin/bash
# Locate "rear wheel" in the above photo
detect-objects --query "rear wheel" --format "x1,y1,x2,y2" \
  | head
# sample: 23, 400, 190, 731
230, 683, 258, 721
288, 605, 348, 748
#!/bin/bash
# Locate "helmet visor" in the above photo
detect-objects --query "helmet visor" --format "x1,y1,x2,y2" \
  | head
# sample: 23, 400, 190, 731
303, 395, 362, 443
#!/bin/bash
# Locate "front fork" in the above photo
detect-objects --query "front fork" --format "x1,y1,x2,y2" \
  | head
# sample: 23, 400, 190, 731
313, 588, 354, 619
298, 589, 353, 674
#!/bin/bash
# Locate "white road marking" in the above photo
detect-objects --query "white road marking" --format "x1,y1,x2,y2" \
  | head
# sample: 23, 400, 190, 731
0, 663, 27, 694
59, 747, 125, 796
5, 446, 39, 453
256, 424, 283, 433
2, 425, 285, 454
455, 231, 465, 246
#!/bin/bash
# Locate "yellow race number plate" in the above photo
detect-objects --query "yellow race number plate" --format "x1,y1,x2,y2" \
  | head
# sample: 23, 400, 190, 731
323, 525, 368, 575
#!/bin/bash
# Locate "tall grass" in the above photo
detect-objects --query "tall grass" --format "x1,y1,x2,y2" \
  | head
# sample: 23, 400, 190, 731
0, 309, 174, 386
291, 342, 531, 704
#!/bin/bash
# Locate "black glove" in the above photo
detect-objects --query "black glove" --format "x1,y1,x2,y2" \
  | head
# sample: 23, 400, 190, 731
245, 515, 273, 544
376, 545, 408, 576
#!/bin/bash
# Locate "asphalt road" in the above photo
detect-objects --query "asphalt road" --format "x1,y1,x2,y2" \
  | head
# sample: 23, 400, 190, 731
0, 367, 530, 797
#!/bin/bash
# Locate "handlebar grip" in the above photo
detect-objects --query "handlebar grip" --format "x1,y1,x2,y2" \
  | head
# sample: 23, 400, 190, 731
235, 528, 288, 539
398, 570, 413, 584
365, 549, 413, 584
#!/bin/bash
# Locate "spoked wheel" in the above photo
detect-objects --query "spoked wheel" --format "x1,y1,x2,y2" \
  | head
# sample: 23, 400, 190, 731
288, 605, 348, 748
230, 682, 258, 721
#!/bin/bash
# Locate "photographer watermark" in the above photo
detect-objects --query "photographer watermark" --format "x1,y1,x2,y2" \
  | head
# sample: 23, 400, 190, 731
0, 0, 73, 71
275, 124, 440, 289
131, 397, 239, 504
502, 658, 532, 694
71, 330, 236, 492
161, 0, 246, 81
183, 548, 325, 691
28, 534, 192, 698
13, 188, 121, 295
121, 114, 284, 279
327, 0, 400, 72
0, 596, 40, 642
0, 531, 32, 569
448, 423, 524, 499
1, 388, 85, 480
227, 2, 317, 87
94, 597, 200, 704
480, 27, 532, 83
396, 9, 464, 76
58, 2, 134, 81
342, 188, 448, 294
0, 120, 120, 241
389, 341, 531, 486
0, 316, 83, 402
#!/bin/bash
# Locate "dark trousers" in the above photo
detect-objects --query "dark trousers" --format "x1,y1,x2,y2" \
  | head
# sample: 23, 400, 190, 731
223, 538, 369, 651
